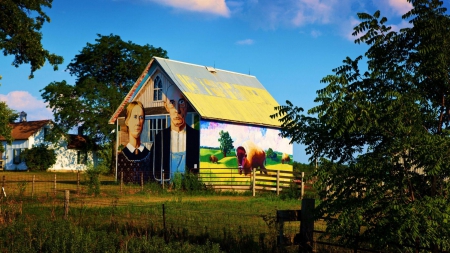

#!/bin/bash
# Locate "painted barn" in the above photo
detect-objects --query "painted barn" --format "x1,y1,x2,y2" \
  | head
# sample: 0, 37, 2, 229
109, 57, 293, 183
0, 112, 97, 171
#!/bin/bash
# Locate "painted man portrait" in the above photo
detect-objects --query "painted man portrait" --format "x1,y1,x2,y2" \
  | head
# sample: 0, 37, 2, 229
150, 84, 200, 182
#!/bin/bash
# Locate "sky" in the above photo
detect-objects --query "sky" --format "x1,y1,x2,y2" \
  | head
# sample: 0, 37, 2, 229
1, 0, 448, 163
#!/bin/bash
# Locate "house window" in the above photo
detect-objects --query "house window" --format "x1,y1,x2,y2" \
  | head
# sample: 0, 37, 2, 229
77, 151, 87, 165
153, 76, 163, 101
13, 149, 23, 164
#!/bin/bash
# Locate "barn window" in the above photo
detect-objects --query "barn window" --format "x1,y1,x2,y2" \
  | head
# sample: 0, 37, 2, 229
141, 116, 167, 145
153, 76, 163, 101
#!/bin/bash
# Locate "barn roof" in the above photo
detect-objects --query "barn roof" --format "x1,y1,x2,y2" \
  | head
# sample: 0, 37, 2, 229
109, 57, 281, 128
0, 120, 51, 141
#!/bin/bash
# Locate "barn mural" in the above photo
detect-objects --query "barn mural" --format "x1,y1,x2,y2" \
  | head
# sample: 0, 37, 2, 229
200, 120, 293, 177
111, 57, 292, 185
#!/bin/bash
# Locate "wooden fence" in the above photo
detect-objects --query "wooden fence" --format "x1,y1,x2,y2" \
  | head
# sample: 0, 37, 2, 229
198, 167, 310, 197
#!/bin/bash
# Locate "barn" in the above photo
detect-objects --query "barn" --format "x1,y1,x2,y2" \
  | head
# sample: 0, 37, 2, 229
109, 57, 293, 183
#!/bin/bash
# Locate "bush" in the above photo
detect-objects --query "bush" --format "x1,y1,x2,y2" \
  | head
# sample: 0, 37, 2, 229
20, 143, 56, 171
182, 170, 206, 192
84, 163, 107, 196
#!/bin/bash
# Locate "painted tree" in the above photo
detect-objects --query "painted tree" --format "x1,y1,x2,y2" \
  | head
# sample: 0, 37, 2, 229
41, 34, 168, 172
272, 0, 450, 251
218, 130, 233, 157
0, 0, 63, 78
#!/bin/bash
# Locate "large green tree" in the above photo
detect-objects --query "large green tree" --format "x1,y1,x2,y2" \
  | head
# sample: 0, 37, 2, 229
0, 0, 63, 78
41, 34, 168, 171
0, 102, 18, 152
272, 0, 450, 251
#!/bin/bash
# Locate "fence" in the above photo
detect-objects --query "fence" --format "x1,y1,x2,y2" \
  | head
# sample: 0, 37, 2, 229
199, 167, 311, 197
0, 169, 310, 199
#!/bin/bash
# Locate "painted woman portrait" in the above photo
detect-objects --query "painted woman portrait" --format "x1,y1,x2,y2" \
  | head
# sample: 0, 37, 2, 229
117, 100, 151, 183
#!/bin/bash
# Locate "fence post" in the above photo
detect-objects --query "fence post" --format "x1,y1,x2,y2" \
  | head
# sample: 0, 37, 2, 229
252, 169, 256, 197
141, 172, 144, 191
2, 175, 4, 188
120, 172, 123, 193
300, 198, 315, 253
53, 174, 56, 197
301, 172, 305, 199
64, 190, 70, 220
276, 170, 280, 196
77, 171, 80, 196
32, 175, 35, 198
162, 203, 167, 242
277, 210, 284, 250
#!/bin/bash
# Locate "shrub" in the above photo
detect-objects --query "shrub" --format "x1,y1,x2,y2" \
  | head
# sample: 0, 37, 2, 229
20, 143, 56, 171
84, 163, 107, 196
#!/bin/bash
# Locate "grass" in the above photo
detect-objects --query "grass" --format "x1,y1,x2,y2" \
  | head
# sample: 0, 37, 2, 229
0, 170, 317, 252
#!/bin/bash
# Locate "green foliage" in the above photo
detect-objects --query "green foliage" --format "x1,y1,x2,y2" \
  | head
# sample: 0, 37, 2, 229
171, 170, 206, 193
272, 1, 450, 251
292, 161, 315, 174
0, 0, 63, 78
20, 143, 56, 171
40, 34, 168, 171
84, 163, 107, 196
218, 130, 234, 157
0, 102, 17, 153
182, 170, 206, 192
0, 217, 224, 253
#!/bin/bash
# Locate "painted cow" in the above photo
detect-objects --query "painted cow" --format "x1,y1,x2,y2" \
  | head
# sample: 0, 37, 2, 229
209, 155, 218, 163
281, 153, 290, 164
236, 140, 268, 175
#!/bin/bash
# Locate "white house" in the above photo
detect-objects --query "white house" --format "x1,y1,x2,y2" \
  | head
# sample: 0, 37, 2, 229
0, 112, 97, 171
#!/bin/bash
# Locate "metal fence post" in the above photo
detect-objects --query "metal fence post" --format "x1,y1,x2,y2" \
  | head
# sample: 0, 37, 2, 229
301, 172, 305, 199
276, 170, 280, 196
64, 190, 70, 220
32, 175, 35, 198
141, 172, 144, 191
53, 174, 56, 197
77, 171, 80, 196
120, 172, 123, 193
252, 169, 256, 197
300, 198, 315, 253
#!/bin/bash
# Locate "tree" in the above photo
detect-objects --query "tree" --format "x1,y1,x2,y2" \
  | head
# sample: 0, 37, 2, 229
0, 102, 18, 153
272, 0, 450, 251
266, 148, 277, 160
20, 143, 56, 171
218, 130, 233, 157
41, 34, 168, 172
0, 0, 63, 78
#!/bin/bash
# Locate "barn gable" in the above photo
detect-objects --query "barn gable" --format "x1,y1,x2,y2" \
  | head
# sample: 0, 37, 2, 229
109, 57, 281, 128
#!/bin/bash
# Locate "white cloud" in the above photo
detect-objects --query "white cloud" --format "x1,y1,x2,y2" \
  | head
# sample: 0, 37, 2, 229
291, 0, 334, 27
310, 29, 322, 38
148, 0, 230, 17
387, 0, 413, 15
0, 91, 53, 121
236, 39, 254, 45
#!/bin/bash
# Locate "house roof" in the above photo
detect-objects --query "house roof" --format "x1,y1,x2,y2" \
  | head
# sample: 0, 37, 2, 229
109, 57, 281, 128
0, 120, 51, 141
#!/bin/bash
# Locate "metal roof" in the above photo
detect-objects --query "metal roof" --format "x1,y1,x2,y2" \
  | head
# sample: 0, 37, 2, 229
109, 57, 281, 128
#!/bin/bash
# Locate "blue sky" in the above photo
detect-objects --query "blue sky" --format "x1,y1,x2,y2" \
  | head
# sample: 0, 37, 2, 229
1, 0, 447, 163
